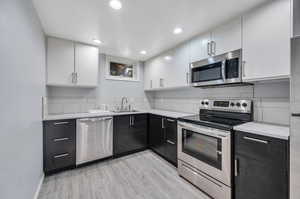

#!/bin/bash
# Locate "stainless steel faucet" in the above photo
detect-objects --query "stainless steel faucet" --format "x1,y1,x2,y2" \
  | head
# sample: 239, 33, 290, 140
121, 97, 128, 111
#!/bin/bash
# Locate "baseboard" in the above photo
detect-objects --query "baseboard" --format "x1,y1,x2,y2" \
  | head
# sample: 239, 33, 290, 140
33, 173, 44, 199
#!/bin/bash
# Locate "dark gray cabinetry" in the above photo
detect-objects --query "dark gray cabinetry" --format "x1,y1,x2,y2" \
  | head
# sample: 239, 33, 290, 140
234, 131, 289, 199
149, 114, 178, 166
113, 114, 148, 156
43, 119, 76, 174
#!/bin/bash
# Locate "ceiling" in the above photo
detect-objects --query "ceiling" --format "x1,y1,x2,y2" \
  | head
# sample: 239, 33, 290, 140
33, 0, 269, 61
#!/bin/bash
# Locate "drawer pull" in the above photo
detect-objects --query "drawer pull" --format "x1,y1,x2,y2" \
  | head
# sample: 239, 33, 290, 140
167, 140, 175, 145
53, 137, 69, 142
166, 119, 175, 122
54, 153, 69, 159
243, 136, 268, 144
54, 122, 69, 125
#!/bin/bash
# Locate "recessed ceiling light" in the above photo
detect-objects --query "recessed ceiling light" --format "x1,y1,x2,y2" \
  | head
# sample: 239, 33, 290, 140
140, 50, 147, 55
173, 27, 183, 35
109, 0, 122, 10
164, 56, 172, 60
93, 39, 102, 44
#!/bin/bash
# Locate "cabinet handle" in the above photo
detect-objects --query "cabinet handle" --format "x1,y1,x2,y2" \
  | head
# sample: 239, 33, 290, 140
75, 72, 78, 84
54, 153, 69, 159
211, 41, 216, 55
167, 119, 175, 122
207, 42, 211, 56
150, 80, 153, 89
243, 136, 268, 144
53, 121, 69, 125
159, 78, 164, 88
162, 118, 165, 129
54, 137, 69, 142
129, 116, 132, 126
167, 140, 175, 145
186, 73, 189, 84
242, 61, 246, 77
132, 116, 135, 126
71, 72, 75, 84
235, 159, 239, 177
292, 113, 300, 117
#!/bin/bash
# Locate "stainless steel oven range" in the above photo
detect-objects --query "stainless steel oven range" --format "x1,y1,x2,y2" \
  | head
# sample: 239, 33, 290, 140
177, 99, 252, 199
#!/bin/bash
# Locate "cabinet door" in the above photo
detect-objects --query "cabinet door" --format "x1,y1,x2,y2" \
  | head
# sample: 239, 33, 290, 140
113, 115, 131, 156
189, 32, 211, 63
167, 43, 190, 88
235, 131, 288, 199
144, 58, 161, 89
75, 43, 99, 87
211, 17, 242, 56
235, 154, 288, 199
164, 118, 177, 166
242, 0, 291, 81
149, 115, 165, 156
130, 114, 148, 151
47, 37, 75, 86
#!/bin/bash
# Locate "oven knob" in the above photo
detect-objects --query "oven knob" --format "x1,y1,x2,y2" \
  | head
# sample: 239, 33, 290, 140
205, 102, 209, 105
230, 102, 235, 107
242, 103, 248, 107
236, 102, 241, 107
201, 101, 205, 105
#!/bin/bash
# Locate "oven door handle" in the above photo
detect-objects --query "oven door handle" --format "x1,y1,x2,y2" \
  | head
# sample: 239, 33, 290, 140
178, 122, 230, 139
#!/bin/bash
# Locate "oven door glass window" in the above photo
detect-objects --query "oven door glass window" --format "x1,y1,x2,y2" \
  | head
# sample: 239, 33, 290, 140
182, 129, 222, 169
191, 62, 222, 83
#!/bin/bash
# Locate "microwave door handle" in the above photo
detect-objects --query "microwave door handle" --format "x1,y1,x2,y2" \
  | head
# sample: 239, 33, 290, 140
221, 60, 226, 81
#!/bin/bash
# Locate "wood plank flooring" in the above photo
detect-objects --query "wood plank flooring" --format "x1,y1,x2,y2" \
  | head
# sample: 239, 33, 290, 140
38, 150, 210, 199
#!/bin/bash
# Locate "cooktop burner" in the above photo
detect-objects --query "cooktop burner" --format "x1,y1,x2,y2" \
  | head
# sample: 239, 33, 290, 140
178, 114, 248, 131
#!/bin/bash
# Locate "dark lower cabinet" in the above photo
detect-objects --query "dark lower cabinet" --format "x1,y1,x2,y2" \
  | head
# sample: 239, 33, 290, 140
234, 131, 289, 199
113, 114, 148, 156
43, 119, 76, 174
149, 114, 177, 166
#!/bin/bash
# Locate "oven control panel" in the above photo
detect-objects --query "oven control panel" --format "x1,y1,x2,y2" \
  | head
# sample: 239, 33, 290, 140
200, 99, 252, 113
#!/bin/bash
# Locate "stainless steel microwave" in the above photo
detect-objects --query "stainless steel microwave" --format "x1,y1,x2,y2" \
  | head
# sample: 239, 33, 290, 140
190, 49, 242, 87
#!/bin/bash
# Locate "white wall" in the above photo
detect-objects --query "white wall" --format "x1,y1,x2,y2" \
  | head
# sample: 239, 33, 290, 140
46, 54, 153, 114
0, 0, 45, 199
153, 81, 290, 125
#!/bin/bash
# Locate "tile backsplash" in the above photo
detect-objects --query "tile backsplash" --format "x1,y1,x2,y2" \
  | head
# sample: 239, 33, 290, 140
152, 81, 290, 126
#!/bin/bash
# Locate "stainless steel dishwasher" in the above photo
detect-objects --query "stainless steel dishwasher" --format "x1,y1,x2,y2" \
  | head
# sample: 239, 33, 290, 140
76, 117, 113, 165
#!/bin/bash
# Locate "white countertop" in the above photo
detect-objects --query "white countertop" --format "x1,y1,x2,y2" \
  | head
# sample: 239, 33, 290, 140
234, 122, 290, 140
43, 109, 194, 121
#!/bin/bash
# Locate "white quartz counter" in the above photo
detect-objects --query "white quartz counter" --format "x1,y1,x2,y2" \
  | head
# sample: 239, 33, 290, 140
43, 109, 194, 121
234, 122, 290, 140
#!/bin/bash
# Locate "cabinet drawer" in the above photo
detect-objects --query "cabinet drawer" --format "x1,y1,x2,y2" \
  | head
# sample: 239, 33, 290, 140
44, 119, 76, 140
43, 119, 76, 173
235, 131, 287, 163
45, 151, 75, 172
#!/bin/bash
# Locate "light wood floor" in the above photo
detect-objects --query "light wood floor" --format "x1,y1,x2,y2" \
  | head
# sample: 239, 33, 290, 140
38, 150, 210, 199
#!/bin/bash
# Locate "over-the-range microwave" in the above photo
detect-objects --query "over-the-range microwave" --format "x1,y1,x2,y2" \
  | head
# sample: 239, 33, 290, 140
190, 49, 246, 87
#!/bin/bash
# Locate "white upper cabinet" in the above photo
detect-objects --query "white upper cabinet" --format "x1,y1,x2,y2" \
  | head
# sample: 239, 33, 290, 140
189, 32, 211, 63
75, 43, 99, 87
211, 17, 242, 56
47, 37, 75, 86
46, 37, 99, 87
242, 0, 291, 82
144, 43, 190, 90
168, 43, 190, 87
